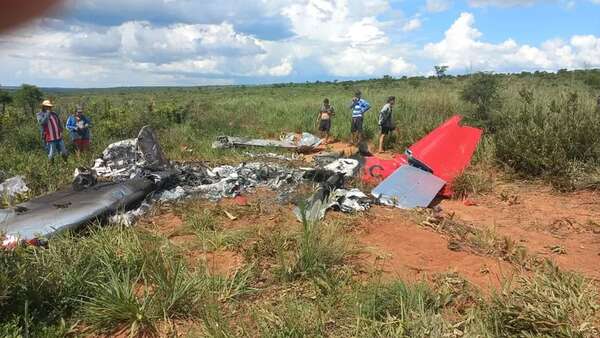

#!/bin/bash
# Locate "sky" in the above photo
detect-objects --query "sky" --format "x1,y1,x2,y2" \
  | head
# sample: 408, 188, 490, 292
0, 0, 599, 88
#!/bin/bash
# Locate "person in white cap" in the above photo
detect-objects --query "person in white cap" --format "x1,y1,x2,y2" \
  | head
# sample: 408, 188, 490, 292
37, 99, 67, 161
66, 105, 91, 155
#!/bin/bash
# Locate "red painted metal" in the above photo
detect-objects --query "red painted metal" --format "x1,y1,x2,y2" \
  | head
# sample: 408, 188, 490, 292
362, 115, 483, 198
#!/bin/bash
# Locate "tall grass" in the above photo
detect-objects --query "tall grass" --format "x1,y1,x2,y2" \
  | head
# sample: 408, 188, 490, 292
3, 73, 599, 194
2, 73, 600, 336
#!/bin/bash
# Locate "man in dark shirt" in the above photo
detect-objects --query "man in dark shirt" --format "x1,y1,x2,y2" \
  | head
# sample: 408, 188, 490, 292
378, 96, 396, 153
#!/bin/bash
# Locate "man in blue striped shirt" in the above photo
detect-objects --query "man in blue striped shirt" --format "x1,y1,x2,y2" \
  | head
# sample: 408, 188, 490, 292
349, 90, 371, 144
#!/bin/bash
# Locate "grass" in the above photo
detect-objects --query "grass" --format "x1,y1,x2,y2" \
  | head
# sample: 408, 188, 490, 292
2, 198, 599, 336
276, 208, 356, 281
81, 266, 157, 336
483, 262, 600, 337
2, 72, 600, 336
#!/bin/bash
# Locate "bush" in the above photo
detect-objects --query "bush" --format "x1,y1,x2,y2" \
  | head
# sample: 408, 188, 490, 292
461, 72, 502, 127
494, 91, 600, 189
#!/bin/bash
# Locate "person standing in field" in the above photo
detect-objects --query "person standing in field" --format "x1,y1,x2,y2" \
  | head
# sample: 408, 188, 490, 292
37, 100, 68, 161
349, 90, 370, 145
378, 96, 396, 153
66, 105, 92, 156
317, 98, 335, 144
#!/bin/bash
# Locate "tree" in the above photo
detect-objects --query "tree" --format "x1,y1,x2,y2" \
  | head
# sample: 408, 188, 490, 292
434, 65, 449, 79
14, 84, 43, 115
381, 75, 394, 87
0, 88, 12, 114
461, 72, 501, 123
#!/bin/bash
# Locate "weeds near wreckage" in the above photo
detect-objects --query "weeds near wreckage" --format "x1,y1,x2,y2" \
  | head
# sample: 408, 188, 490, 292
277, 207, 356, 281
482, 262, 600, 337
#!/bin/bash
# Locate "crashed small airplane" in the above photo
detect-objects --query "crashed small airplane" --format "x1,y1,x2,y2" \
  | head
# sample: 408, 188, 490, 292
366, 115, 483, 207
0, 126, 173, 247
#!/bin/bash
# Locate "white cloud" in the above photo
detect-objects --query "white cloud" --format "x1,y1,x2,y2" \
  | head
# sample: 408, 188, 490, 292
468, 0, 540, 7
426, 0, 451, 12
402, 18, 422, 32
0, 19, 295, 86
424, 12, 600, 72
9, 0, 599, 87
0, 0, 421, 86
280, 0, 415, 77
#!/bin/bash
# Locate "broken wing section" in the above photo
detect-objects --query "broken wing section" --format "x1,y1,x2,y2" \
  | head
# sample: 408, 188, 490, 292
372, 165, 446, 209
407, 116, 482, 197
0, 179, 157, 241
363, 116, 482, 198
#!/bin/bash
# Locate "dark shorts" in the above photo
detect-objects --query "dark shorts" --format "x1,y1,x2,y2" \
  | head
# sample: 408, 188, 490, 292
351, 117, 363, 133
381, 125, 395, 135
319, 119, 331, 132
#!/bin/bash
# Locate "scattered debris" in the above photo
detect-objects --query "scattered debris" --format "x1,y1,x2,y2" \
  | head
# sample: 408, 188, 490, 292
372, 165, 446, 209
109, 201, 152, 227
179, 162, 306, 202
223, 210, 238, 221
213, 132, 322, 153
548, 245, 567, 255
463, 199, 478, 207
324, 159, 360, 177
294, 173, 371, 222
92, 126, 170, 181
243, 151, 300, 162
72, 167, 97, 191
158, 186, 186, 202
0, 176, 29, 202
294, 173, 345, 223
313, 151, 343, 167
234, 195, 249, 206
92, 139, 141, 180
329, 189, 371, 213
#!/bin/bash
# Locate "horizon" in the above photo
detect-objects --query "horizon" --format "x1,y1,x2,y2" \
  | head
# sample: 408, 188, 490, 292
1, 0, 599, 87
3, 68, 599, 91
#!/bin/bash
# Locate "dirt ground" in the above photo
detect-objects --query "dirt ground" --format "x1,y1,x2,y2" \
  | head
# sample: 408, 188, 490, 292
135, 138, 600, 293
440, 184, 600, 282
140, 175, 599, 294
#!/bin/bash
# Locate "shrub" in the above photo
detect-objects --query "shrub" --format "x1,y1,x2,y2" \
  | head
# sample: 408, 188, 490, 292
461, 72, 502, 126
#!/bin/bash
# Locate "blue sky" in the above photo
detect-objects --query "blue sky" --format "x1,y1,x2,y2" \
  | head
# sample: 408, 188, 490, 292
0, 0, 598, 87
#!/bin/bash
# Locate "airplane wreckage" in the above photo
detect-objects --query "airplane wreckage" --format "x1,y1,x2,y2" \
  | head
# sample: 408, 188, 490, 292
1, 116, 482, 248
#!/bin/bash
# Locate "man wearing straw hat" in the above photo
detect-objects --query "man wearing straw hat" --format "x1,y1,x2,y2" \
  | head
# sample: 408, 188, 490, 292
37, 99, 68, 161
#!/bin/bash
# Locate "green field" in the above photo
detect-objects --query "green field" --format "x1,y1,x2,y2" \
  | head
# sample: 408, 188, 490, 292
1, 71, 600, 337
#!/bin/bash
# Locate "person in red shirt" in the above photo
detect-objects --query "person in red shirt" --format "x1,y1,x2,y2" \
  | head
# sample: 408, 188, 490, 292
37, 100, 68, 161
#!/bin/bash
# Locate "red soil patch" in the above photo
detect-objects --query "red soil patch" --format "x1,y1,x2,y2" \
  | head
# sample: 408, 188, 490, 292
196, 250, 244, 276
356, 206, 515, 290
441, 185, 600, 281
142, 212, 184, 237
